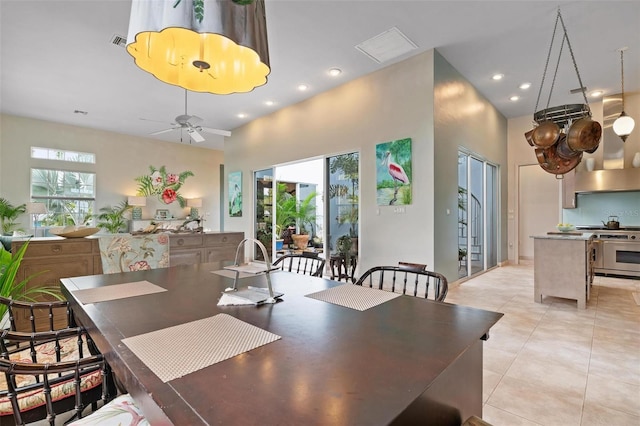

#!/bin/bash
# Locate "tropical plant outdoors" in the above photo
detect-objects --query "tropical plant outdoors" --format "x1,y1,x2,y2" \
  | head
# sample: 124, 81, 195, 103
31, 168, 95, 227
329, 153, 359, 238
0, 241, 62, 320
135, 165, 194, 208
336, 234, 353, 266
274, 183, 318, 236
95, 201, 132, 234
0, 198, 26, 235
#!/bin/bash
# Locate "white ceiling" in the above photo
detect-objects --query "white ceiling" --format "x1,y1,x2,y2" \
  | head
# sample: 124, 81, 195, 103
1, 1, 639, 151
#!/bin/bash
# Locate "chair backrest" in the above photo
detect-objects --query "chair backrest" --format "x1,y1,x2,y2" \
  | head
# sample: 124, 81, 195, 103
0, 327, 115, 425
98, 233, 170, 274
272, 252, 325, 277
397, 261, 427, 272
0, 297, 71, 333
355, 266, 448, 302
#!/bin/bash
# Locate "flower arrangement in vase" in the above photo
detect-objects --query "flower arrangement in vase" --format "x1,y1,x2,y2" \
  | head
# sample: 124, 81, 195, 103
135, 166, 194, 207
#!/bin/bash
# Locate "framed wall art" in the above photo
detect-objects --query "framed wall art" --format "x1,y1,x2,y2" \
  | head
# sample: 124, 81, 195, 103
376, 138, 412, 206
228, 171, 243, 217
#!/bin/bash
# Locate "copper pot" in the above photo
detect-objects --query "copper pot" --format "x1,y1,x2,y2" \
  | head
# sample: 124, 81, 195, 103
531, 121, 560, 148
567, 118, 602, 152
555, 134, 581, 160
535, 143, 582, 175
524, 129, 535, 147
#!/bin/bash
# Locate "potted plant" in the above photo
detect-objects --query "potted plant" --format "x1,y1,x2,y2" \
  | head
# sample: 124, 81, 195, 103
0, 241, 62, 323
290, 191, 317, 250
0, 198, 26, 236
95, 201, 132, 234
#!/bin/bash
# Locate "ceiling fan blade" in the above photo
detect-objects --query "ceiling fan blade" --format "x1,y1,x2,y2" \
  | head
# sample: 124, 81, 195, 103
200, 126, 231, 137
187, 128, 205, 143
150, 127, 180, 136
187, 115, 203, 125
140, 117, 174, 125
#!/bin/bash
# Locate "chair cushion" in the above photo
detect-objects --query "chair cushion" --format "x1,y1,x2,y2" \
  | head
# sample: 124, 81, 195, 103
68, 393, 150, 425
0, 336, 101, 416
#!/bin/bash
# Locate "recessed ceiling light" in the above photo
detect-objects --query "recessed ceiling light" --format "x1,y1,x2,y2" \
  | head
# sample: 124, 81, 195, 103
590, 90, 604, 98
237, 113, 247, 118
510, 95, 520, 101
519, 82, 531, 90
297, 84, 309, 91
492, 74, 504, 81
328, 68, 342, 77
265, 100, 275, 106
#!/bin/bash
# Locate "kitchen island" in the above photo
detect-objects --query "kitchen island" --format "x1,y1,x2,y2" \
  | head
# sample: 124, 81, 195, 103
531, 232, 594, 309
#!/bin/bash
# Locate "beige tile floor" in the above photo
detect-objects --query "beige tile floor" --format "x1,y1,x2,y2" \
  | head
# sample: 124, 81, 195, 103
447, 262, 640, 426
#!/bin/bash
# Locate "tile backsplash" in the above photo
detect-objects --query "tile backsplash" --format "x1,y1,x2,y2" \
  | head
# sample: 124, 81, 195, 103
563, 191, 640, 226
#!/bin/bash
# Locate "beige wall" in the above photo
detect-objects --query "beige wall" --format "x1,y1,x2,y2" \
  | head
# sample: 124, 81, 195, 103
433, 51, 508, 279
0, 114, 224, 231
224, 49, 508, 281
225, 51, 436, 274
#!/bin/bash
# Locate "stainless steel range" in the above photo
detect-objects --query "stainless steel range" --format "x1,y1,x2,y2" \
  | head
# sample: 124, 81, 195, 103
576, 227, 640, 278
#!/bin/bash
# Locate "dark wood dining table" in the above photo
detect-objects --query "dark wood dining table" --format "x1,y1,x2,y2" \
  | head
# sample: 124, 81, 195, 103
61, 262, 502, 425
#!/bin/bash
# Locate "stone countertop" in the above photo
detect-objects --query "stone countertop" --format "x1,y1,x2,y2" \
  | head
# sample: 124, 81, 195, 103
531, 232, 594, 241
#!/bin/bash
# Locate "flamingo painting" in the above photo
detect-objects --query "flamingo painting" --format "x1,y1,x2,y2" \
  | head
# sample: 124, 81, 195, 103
381, 148, 411, 205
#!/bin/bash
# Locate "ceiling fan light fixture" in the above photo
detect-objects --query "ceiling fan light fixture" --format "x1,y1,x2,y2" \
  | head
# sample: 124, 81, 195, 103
126, 0, 270, 95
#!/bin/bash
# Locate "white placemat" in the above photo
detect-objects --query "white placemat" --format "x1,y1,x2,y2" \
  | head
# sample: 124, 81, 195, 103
212, 269, 254, 279
72, 281, 166, 304
122, 314, 281, 383
305, 284, 401, 311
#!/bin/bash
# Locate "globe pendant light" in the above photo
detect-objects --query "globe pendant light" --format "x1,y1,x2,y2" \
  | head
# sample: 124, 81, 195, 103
126, 0, 270, 95
612, 47, 635, 142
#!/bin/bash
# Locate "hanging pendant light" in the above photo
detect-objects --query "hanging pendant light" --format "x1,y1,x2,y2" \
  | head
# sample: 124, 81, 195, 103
126, 0, 270, 95
612, 47, 635, 142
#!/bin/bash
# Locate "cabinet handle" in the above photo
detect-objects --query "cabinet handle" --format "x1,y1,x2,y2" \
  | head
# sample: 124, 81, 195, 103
51, 245, 62, 253
177, 239, 184, 246
222, 237, 227, 242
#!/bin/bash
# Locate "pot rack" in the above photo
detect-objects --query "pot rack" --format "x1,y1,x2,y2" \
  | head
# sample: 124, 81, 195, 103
533, 8, 591, 128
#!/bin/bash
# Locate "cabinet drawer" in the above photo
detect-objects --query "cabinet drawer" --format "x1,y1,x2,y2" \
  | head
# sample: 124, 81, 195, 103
170, 249, 203, 266
23, 240, 95, 258
205, 247, 239, 263
171, 235, 203, 248
204, 233, 243, 246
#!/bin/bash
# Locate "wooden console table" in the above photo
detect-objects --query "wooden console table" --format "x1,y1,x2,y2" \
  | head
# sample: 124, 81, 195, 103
11, 231, 243, 330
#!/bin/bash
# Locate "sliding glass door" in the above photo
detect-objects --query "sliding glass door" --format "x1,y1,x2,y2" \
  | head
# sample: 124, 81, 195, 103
458, 151, 498, 278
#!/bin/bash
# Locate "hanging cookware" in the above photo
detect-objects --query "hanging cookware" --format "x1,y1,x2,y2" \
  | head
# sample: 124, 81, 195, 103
524, 129, 536, 147
531, 120, 561, 148
602, 216, 620, 230
555, 133, 581, 160
567, 118, 602, 152
534, 143, 582, 176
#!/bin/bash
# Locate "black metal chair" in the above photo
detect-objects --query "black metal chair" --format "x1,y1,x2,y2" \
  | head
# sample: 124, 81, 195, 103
355, 266, 448, 302
0, 327, 115, 425
272, 252, 325, 277
0, 296, 72, 333
397, 261, 427, 272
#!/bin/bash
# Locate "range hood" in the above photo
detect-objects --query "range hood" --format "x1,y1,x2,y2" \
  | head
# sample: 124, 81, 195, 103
574, 168, 640, 193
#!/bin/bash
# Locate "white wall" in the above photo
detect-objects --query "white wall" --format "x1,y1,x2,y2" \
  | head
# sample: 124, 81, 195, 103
0, 114, 224, 231
224, 51, 436, 275
223, 49, 509, 282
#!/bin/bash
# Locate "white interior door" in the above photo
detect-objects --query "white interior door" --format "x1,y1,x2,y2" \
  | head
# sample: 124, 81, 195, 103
518, 165, 560, 260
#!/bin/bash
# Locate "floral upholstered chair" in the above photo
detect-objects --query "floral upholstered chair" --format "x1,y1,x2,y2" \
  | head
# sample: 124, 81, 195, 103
98, 233, 170, 274
68, 393, 149, 425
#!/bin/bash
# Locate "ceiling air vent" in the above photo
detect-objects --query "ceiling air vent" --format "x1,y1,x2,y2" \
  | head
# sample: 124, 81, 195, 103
110, 34, 127, 48
356, 27, 418, 64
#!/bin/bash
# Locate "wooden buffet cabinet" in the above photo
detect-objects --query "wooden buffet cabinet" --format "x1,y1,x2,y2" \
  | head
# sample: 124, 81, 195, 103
11, 231, 243, 330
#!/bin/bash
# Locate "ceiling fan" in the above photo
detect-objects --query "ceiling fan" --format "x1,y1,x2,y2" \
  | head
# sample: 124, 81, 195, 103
148, 90, 231, 143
